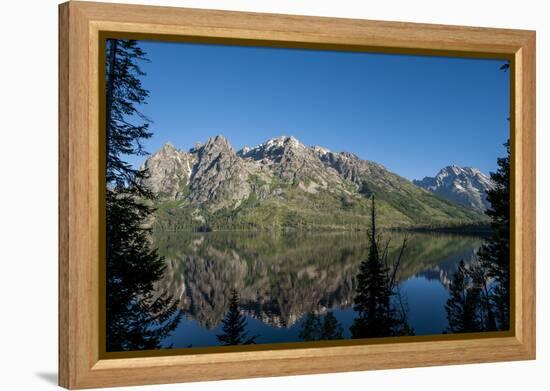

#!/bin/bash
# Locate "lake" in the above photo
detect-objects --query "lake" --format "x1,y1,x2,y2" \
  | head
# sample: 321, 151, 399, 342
152, 231, 483, 348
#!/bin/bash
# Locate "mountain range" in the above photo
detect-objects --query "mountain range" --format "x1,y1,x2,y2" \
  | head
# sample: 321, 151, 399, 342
141, 135, 490, 231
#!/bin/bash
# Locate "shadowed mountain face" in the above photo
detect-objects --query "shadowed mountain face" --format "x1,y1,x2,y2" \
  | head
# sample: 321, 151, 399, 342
413, 166, 494, 211
153, 231, 482, 329
142, 136, 484, 230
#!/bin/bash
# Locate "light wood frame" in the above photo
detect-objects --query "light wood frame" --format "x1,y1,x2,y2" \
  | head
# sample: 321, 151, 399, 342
59, 1, 536, 389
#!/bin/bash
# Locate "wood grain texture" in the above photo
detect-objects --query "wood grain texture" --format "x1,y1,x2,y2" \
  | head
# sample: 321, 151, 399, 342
58, 1, 536, 389
58, 3, 70, 387
518, 35, 536, 354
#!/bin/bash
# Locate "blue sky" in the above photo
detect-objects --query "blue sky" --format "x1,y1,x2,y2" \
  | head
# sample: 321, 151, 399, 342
125, 40, 510, 180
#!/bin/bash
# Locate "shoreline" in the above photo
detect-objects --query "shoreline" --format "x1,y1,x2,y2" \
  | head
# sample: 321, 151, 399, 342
152, 222, 492, 236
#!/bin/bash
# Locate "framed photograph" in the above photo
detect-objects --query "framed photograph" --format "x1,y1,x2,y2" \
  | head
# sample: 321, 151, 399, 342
59, 1, 536, 389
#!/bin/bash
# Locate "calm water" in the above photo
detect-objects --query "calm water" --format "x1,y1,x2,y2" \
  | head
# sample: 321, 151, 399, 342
152, 231, 483, 348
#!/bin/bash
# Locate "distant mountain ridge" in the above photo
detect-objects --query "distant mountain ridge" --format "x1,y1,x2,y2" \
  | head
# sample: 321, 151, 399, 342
141, 135, 485, 230
413, 166, 494, 211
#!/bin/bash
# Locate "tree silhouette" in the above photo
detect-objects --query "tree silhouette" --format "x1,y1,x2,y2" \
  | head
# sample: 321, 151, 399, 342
350, 196, 413, 339
105, 39, 181, 351
217, 289, 257, 345
477, 140, 510, 330
299, 312, 344, 341
467, 258, 497, 331
445, 260, 483, 333
105, 39, 151, 191
299, 312, 322, 341
322, 312, 344, 340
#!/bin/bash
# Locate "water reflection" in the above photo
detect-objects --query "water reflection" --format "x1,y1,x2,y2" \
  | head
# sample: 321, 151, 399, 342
153, 231, 483, 348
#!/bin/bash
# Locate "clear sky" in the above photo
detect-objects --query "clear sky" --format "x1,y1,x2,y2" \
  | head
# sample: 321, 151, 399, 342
125, 39, 510, 180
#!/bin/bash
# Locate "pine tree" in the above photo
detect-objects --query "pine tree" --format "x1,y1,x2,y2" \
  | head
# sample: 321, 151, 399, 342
105, 39, 152, 192
322, 312, 344, 340
477, 140, 510, 330
299, 312, 344, 341
350, 196, 411, 338
216, 290, 257, 345
468, 258, 497, 331
445, 260, 483, 333
105, 39, 181, 351
299, 312, 322, 341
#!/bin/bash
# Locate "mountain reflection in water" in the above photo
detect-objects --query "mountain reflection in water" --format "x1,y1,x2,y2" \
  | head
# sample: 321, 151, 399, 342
152, 231, 482, 348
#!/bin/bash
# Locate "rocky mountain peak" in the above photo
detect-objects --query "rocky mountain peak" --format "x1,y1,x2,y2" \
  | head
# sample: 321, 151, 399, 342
441, 165, 481, 178
413, 166, 494, 211
310, 145, 332, 156
186, 135, 252, 209
267, 135, 301, 147
237, 146, 252, 156
206, 135, 231, 148
149, 141, 180, 160
140, 141, 193, 200
193, 135, 232, 156
239, 135, 306, 161
160, 141, 176, 151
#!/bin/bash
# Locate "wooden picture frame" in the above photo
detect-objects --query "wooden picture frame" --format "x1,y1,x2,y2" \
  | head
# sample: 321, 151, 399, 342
59, 1, 536, 389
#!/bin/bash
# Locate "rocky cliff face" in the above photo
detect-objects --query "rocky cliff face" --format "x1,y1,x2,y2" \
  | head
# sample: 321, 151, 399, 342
141, 135, 485, 229
413, 166, 494, 211
314, 148, 413, 194
239, 136, 348, 194
140, 142, 194, 199
187, 136, 253, 210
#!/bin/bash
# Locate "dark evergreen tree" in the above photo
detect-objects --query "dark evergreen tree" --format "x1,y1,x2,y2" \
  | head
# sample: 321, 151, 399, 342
299, 312, 344, 341
216, 290, 257, 346
106, 39, 152, 192
350, 196, 412, 338
105, 39, 181, 351
468, 258, 497, 331
299, 312, 322, 342
445, 260, 483, 333
477, 140, 510, 330
322, 312, 344, 340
